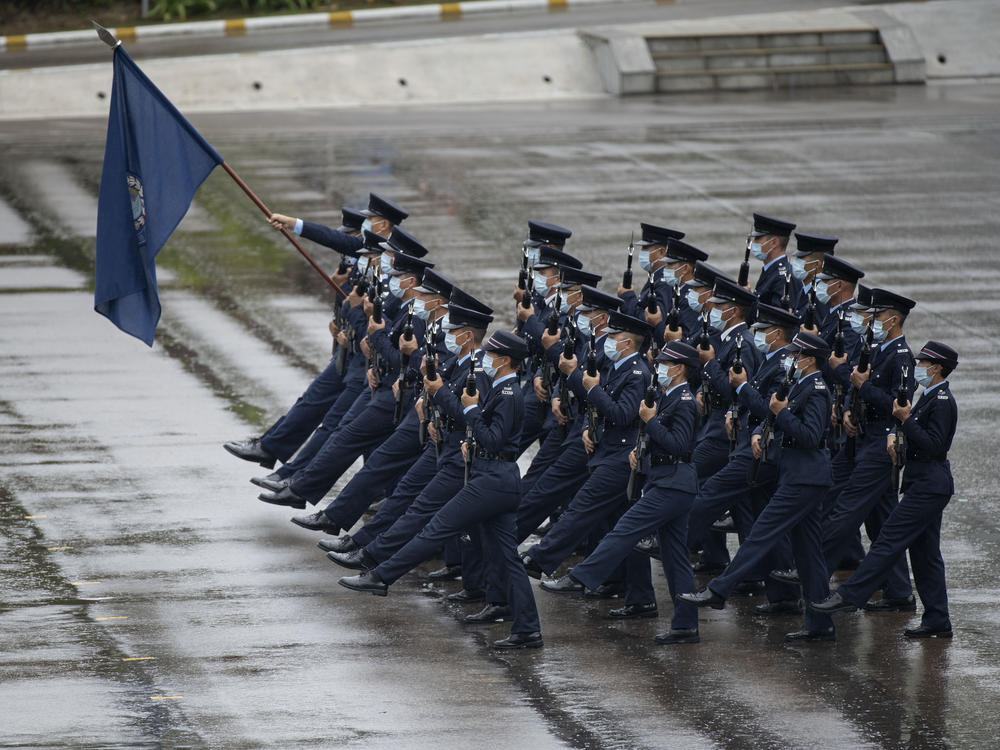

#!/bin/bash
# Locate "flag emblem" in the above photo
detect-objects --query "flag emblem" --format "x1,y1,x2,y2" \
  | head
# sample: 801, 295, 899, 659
126, 174, 146, 237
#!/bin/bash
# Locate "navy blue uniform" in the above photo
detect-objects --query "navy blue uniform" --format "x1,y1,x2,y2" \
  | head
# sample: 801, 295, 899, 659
524, 351, 648, 575
572, 382, 700, 630
834, 381, 957, 628
822, 335, 915, 598
374, 373, 540, 635
756, 256, 798, 312
708, 371, 835, 633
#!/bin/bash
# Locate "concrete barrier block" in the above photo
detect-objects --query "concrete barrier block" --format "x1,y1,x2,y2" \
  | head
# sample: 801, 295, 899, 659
581, 30, 655, 95
705, 53, 767, 71
759, 32, 819, 48
821, 30, 878, 47
646, 37, 699, 54
698, 34, 758, 51
769, 51, 828, 68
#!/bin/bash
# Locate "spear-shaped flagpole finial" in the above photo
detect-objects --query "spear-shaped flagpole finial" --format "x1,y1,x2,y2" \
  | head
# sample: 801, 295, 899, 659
91, 20, 121, 48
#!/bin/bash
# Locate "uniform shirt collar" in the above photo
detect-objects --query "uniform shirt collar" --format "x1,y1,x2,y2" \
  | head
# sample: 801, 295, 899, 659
457, 352, 472, 366
721, 321, 745, 341
763, 255, 782, 272
662, 382, 684, 399
614, 352, 639, 370
923, 380, 948, 396
880, 334, 904, 351
766, 345, 788, 361
493, 372, 517, 387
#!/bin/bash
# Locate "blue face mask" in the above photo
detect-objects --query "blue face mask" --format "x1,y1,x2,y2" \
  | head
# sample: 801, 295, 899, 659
849, 312, 868, 335
444, 331, 463, 356
388, 275, 405, 299
790, 256, 807, 281
686, 288, 703, 312
412, 298, 432, 320
533, 272, 550, 298
914, 365, 933, 387
709, 307, 726, 330
871, 316, 894, 343
361, 218, 373, 234
560, 294, 573, 315
638, 249, 652, 273
750, 241, 767, 262
525, 247, 540, 267
356, 255, 370, 275
603, 337, 622, 362
661, 266, 680, 287
379, 252, 394, 276
575, 313, 592, 336
482, 353, 502, 379
753, 329, 771, 354
656, 363, 676, 384
814, 279, 832, 304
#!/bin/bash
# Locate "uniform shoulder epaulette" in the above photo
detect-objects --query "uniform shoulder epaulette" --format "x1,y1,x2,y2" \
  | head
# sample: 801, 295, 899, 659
632, 369, 642, 376
896, 347, 909, 355
681, 393, 694, 401
937, 392, 950, 399
501, 384, 515, 395
813, 379, 827, 390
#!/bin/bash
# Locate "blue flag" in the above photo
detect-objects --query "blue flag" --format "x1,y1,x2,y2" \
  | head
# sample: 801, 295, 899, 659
95, 46, 223, 346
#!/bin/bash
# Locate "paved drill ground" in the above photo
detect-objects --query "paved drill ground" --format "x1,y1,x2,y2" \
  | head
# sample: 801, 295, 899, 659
2, 81, 999, 748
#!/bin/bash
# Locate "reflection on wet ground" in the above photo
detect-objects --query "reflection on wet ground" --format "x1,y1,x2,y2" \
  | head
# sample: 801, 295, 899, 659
2, 83, 1000, 747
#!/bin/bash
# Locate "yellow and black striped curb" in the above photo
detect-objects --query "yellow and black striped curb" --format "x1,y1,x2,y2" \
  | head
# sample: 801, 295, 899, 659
1, 0, 667, 53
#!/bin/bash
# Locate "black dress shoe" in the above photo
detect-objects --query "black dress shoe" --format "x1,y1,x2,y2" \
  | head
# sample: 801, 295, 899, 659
770, 568, 800, 585
785, 627, 835, 642
608, 602, 658, 619
692, 561, 726, 575
258, 486, 306, 509
634, 535, 661, 560
250, 472, 288, 491
338, 570, 387, 596
732, 580, 766, 596
809, 592, 857, 615
582, 581, 626, 600
465, 604, 511, 623
521, 555, 543, 580
493, 632, 543, 650
326, 548, 375, 571
317, 535, 358, 554
428, 564, 462, 581
755, 599, 803, 615
654, 628, 700, 645
446, 588, 485, 603
864, 595, 917, 612
679, 587, 725, 609
540, 574, 584, 595
711, 515, 737, 534
290, 510, 340, 534
904, 624, 953, 639
223, 438, 276, 469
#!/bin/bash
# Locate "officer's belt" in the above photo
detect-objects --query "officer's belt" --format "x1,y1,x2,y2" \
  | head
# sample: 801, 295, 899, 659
474, 449, 517, 462
649, 453, 691, 466
781, 437, 827, 449
907, 451, 948, 463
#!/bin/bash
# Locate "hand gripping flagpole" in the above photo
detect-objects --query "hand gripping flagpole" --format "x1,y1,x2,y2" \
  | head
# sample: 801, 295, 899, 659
92, 21, 347, 301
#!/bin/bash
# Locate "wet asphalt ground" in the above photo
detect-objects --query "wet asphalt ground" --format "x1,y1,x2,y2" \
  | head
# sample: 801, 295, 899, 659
2, 80, 1000, 748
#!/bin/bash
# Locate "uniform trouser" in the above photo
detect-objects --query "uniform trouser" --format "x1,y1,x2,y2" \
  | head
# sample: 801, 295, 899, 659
515, 439, 590, 543
835, 489, 951, 628
374, 463, 540, 634
365, 457, 465, 564
277, 376, 368, 478
290, 389, 411, 505
350, 444, 443, 546
824, 445, 866, 562
260, 355, 346, 462
526, 460, 630, 576
571, 484, 699, 630
520, 422, 576, 497
687, 453, 799, 603
692, 437, 732, 566
517, 387, 549, 455
822, 440, 913, 600
464, 526, 504, 603
709, 482, 834, 632
320, 410, 422, 530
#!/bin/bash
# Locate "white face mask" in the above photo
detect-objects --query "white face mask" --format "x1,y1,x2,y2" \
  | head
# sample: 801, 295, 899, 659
686, 288, 704, 312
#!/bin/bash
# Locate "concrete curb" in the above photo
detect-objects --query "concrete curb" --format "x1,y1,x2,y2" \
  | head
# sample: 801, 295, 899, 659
0, 0, 658, 53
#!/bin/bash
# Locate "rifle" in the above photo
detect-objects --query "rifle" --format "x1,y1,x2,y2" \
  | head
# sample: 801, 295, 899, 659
393, 301, 415, 425
738, 234, 751, 288
622, 232, 634, 290
368, 277, 383, 387
845, 327, 873, 459
540, 289, 561, 402
586, 331, 601, 448
666, 283, 681, 335
627, 371, 659, 501
419, 323, 441, 459
698, 313, 712, 418
832, 309, 846, 449
517, 247, 530, 314
336, 254, 350, 276
557, 320, 578, 437
803, 287, 817, 330
728, 341, 744, 456
645, 272, 658, 316
891, 366, 908, 494
463, 370, 476, 485
748, 353, 797, 486
780, 267, 792, 312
